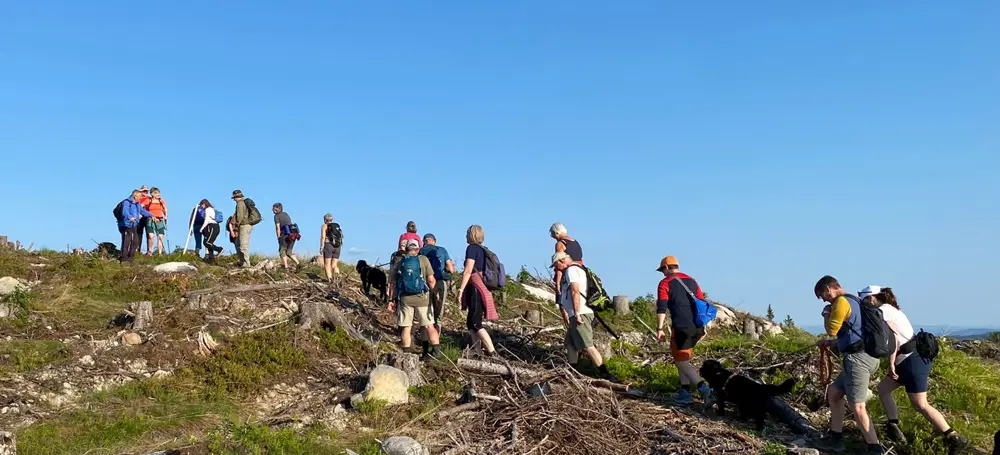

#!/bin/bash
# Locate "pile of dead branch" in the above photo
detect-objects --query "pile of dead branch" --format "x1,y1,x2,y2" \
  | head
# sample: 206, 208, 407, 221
430, 362, 766, 455
951, 338, 1000, 363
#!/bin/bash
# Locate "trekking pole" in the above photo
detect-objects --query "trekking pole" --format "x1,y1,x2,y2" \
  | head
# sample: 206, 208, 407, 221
587, 307, 619, 339
182, 204, 198, 255
165, 221, 171, 254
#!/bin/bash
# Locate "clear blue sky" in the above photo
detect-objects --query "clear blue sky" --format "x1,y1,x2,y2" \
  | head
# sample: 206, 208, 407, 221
2, 1, 997, 328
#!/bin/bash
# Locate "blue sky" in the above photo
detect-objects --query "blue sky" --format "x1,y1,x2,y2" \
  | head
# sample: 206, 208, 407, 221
2, 1, 997, 328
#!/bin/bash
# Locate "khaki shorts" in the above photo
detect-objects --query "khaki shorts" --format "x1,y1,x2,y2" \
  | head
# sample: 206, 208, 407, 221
833, 351, 880, 404
429, 280, 448, 320
565, 314, 595, 351
397, 295, 433, 328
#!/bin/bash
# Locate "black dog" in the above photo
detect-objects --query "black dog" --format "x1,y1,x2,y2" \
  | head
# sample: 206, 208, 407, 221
700, 359, 796, 431
356, 260, 388, 303
993, 429, 998, 455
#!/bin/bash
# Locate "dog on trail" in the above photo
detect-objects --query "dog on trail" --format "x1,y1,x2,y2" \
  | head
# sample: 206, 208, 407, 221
356, 260, 388, 303
993, 429, 998, 455
700, 359, 796, 431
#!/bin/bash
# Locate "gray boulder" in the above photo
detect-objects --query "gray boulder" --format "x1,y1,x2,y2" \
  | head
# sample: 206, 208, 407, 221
381, 436, 429, 455
152, 262, 198, 274
0, 277, 28, 297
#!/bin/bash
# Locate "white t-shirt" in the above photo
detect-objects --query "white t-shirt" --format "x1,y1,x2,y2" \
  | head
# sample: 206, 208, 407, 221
880, 304, 914, 365
559, 265, 593, 317
200, 207, 219, 231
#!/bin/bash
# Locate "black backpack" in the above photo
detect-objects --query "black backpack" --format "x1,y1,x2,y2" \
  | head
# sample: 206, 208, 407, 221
326, 223, 343, 247
113, 200, 125, 222
846, 294, 894, 359
901, 329, 939, 361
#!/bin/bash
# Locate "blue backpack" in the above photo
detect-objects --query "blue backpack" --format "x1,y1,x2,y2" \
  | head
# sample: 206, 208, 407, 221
214, 209, 223, 223
396, 256, 429, 297
673, 276, 717, 328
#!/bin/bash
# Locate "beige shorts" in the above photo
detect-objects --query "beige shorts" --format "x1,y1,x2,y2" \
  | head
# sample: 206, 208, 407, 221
397, 295, 433, 328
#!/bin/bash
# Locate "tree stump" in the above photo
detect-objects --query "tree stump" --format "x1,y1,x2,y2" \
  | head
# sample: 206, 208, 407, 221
131, 301, 153, 331
523, 309, 542, 326
744, 318, 759, 340
613, 295, 630, 315
299, 301, 374, 346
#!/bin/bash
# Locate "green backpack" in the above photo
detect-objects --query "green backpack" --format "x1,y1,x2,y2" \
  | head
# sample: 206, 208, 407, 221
568, 264, 612, 311
244, 198, 263, 226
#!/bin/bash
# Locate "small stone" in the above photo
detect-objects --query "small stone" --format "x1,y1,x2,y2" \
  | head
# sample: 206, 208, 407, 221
122, 333, 142, 345
381, 436, 429, 455
334, 404, 347, 414
152, 370, 171, 379
786, 448, 820, 455
79, 355, 95, 366
350, 393, 365, 408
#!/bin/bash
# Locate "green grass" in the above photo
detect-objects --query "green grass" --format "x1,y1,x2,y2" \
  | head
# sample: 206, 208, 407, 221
17, 377, 231, 455
0, 250, 32, 278
0, 339, 70, 373
193, 327, 309, 400
317, 326, 370, 361
207, 421, 339, 455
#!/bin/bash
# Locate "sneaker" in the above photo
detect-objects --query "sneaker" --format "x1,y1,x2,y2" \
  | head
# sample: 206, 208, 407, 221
673, 389, 693, 405
814, 431, 846, 453
697, 382, 712, 401
944, 431, 970, 455
885, 422, 907, 443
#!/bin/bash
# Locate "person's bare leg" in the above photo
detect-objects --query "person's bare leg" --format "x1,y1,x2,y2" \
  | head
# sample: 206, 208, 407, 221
400, 326, 412, 349
146, 232, 155, 255
332, 259, 340, 274
477, 329, 495, 353
878, 378, 902, 421
468, 330, 482, 353
324, 259, 333, 281
828, 386, 847, 433
585, 347, 604, 367
908, 393, 951, 432
157, 234, 165, 254
425, 324, 440, 345
290, 254, 299, 265
851, 402, 879, 444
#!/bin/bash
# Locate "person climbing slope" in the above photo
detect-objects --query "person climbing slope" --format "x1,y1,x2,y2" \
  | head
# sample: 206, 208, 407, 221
655, 255, 711, 405
143, 187, 168, 256
197, 199, 224, 262
115, 189, 153, 263
549, 222, 584, 303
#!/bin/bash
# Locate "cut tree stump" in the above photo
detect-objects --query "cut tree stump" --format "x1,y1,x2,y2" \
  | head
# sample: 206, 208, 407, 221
744, 318, 759, 340
298, 301, 374, 346
131, 301, 153, 331
613, 295, 630, 315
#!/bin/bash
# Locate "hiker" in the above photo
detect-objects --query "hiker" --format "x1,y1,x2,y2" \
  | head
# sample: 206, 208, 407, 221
226, 214, 239, 254
134, 185, 151, 256
320, 214, 343, 282
189, 204, 206, 258
387, 240, 441, 358
232, 190, 254, 267
814, 275, 882, 454
143, 187, 168, 256
655, 255, 711, 404
272, 203, 300, 270
866, 286, 970, 454
398, 221, 421, 249
549, 222, 584, 302
116, 189, 153, 263
552, 251, 612, 379
420, 233, 455, 331
197, 199, 224, 262
457, 225, 498, 357
388, 239, 408, 286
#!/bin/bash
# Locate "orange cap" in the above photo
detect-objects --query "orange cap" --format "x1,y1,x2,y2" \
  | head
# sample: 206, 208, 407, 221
656, 255, 679, 271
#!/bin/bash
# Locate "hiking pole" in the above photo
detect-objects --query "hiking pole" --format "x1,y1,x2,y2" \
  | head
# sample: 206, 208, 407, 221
182, 204, 198, 255
165, 220, 171, 254
587, 307, 619, 339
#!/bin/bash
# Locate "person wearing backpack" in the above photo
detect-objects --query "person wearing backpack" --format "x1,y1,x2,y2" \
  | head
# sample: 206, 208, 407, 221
549, 222, 584, 303
143, 187, 169, 256
814, 275, 883, 454
116, 189, 154, 263
865, 286, 970, 454
419, 233, 455, 332
320, 213, 343, 283
197, 199, 224, 262
387, 240, 441, 358
552, 252, 613, 380
272, 203, 300, 271
231, 189, 254, 268
398, 221, 421, 250
456, 225, 499, 357
655, 255, 711, 405
189, 204, 206, 258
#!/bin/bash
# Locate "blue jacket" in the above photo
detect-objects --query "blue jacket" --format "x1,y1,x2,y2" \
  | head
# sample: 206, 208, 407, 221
118, 198, 153, 229
835, 294, 864, 353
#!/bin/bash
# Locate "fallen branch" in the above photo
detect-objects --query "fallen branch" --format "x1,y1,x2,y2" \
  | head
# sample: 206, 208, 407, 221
439, 401, 485, 418
184, 282, 300, 298
456, 358, 542, 378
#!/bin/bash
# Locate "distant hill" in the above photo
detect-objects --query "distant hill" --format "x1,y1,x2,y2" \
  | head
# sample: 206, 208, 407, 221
802, 324, 999, 340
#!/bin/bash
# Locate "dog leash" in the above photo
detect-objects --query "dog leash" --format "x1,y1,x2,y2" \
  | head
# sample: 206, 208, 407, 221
817, 345, 836, 387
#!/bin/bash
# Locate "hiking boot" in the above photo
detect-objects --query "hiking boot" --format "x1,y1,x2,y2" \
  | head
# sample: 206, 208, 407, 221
944, 431, 970, 455
814, 431, 846, 453
866, 444, 886, 455
885, 422, 907, 443
673, 389, 694, 405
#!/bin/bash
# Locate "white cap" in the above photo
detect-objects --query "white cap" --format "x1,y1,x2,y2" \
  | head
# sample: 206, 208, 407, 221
405, 239, 420, 250
859, 285, 883, 300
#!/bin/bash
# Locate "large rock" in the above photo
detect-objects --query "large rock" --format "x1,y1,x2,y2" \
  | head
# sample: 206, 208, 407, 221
520, 284, 555, 302
152, 262, 198, 274
362, 365, 409, 405
0, 277, 28, 297
381, 436, 429, 455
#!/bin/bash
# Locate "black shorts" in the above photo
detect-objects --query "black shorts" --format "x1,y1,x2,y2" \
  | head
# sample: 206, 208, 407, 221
672, 327, 705, 351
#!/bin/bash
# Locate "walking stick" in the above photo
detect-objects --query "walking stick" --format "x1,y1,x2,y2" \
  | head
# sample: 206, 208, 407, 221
587, 307, 620, 339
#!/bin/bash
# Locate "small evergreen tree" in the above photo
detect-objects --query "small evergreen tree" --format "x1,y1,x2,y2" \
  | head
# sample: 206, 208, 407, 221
767, 305, 775, 321
783, 314, 796, 329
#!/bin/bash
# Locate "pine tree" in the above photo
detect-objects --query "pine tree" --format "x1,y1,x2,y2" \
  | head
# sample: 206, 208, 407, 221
767, 305, 775, 321
783, 315, 796, 329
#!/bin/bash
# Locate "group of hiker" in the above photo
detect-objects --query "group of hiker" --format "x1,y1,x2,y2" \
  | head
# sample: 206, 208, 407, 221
113, 185, 169, 262
114, 188, 345, 276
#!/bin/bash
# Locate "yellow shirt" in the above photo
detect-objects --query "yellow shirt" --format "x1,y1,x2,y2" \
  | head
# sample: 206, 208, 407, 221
824, 296, 852, 336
